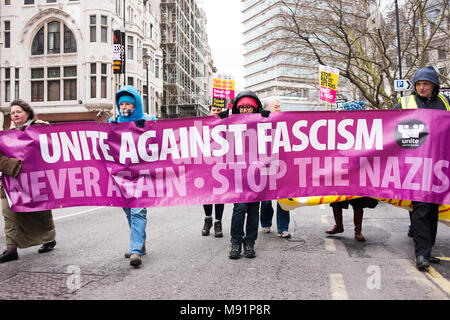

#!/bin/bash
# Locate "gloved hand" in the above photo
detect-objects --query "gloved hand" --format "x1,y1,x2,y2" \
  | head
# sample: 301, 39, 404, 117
0, 156, 22, 177
261, 110, 270, 117
135, 119, 145, 128
218, 109, 229, 119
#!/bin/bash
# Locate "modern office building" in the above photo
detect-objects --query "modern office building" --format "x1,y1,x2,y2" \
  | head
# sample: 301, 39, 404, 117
242, 0, 325, 111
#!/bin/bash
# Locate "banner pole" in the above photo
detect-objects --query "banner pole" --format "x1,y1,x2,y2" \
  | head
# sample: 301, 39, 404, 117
113, 74, 117, 121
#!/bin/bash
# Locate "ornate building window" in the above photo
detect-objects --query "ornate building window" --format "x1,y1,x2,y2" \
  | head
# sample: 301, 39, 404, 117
30, 21, 77, 102
31, 66, 77, 102
31, 21, 76, 56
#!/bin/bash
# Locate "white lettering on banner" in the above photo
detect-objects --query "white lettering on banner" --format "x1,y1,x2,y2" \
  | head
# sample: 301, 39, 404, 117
4, 156, 448, 206
210, 160, 287, 193
38, 119, 383, 165
359, 157, 449, 192
5, 166, 188, 205
39, 131, 113, 163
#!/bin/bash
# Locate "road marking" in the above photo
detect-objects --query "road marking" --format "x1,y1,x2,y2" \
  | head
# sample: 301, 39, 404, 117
425, 266, 450, 296
436, 256, 450, 262
325, 238, 336, 252
396, 259, 449, 300
54, 207, 105, 221
329, 274, 348, 300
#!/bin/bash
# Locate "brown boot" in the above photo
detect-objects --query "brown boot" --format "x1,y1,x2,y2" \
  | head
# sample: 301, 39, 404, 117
326, 208, 344, 234
354, 209, 366, 242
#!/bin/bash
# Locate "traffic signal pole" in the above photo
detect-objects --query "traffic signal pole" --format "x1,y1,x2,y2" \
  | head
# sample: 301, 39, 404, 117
395, 0, 403, 97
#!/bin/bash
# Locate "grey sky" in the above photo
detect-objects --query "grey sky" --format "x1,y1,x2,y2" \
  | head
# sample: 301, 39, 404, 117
202, 0, 245, 91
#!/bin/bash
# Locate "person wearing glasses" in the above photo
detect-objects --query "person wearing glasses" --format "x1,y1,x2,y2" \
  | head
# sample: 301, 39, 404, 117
219, 90, 269, 259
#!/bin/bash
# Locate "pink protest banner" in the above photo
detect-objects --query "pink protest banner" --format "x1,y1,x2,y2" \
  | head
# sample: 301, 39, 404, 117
0, 109, 449, 212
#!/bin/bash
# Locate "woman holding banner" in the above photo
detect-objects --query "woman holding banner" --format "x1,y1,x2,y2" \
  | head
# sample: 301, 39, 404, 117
219, 90, 270, 259
325, 101, 378, 242
0, 99, 56, 263
201, 105, 225, 238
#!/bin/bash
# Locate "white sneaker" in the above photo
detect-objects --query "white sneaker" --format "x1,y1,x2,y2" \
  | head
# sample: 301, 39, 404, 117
261, 227, 271, 233
278, 231, 291, 239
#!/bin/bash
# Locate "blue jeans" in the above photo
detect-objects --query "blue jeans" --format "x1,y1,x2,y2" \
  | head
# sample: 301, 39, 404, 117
260, 201, 290, 233
230, 202, 259, 245
123, 207, 147, 256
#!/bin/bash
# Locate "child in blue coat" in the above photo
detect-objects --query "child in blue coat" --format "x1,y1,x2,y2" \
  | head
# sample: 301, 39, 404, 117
109, 85, 156, 267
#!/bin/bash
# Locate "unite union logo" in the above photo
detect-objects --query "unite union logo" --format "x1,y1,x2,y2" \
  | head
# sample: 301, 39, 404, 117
394, 119, 428, 149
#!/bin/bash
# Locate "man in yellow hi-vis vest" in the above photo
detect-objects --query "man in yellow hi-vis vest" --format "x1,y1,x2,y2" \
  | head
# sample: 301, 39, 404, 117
395, 66, 450, 271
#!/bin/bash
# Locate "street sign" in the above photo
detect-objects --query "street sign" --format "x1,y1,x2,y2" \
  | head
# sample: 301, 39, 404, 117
394, 79, 412, 92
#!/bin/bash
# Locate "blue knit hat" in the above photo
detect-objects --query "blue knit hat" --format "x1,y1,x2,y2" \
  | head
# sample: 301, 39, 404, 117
118, 94, 136, 106
412, 66, 439, 87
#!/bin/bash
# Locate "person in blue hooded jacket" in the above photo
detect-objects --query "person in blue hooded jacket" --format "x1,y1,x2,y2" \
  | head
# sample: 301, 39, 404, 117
109, 85, 156, 267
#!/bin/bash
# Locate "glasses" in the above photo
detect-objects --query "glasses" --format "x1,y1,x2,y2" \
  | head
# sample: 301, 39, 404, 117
239, 105, 255, 111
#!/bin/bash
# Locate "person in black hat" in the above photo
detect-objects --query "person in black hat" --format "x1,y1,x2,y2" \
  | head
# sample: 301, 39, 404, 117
219, 90, 269, 259
395, 66, 450, 270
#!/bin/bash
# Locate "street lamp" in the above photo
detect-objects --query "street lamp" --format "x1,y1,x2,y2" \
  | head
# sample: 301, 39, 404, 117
143, 52, 151, 115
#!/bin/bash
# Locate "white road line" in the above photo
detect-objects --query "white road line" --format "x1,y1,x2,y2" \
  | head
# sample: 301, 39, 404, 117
54, 207, 105, 221
329, 273, 349, 300
325, 238, 336, 252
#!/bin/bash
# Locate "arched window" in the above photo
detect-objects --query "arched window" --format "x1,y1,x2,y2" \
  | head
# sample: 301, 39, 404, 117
30, 21, 78, 102
64, 25, 77, 53
31, 20, 77, 55
31, 26, 44, 55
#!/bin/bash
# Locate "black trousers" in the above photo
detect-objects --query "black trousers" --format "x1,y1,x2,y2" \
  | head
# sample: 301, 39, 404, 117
411, 201, 439, 258
203, 204, 224, 221
230, 202, 260, 245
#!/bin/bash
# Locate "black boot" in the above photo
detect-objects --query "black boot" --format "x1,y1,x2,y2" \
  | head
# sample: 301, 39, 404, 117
416, 255, 430, 271
202, 217, 213, 236
38, 240, 56, 254
0, 250, 18, 263
229, 243, 242, 259
243, 242, 256, 258
214, 221, 223, 238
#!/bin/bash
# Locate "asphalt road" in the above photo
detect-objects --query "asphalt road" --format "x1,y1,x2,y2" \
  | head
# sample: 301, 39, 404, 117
0, 201, 449, 304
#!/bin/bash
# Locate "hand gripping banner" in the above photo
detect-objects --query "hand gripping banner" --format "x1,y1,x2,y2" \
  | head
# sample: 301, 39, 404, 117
0, 109, 449, 216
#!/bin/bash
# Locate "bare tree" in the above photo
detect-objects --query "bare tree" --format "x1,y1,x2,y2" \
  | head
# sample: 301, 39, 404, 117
272, 0, 449, 109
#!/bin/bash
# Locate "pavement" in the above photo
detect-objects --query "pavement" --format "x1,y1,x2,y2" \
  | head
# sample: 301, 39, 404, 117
0, 201, 449, 303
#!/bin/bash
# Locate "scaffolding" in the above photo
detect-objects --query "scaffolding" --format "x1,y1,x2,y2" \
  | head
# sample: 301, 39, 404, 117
160, 0, 208, 118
